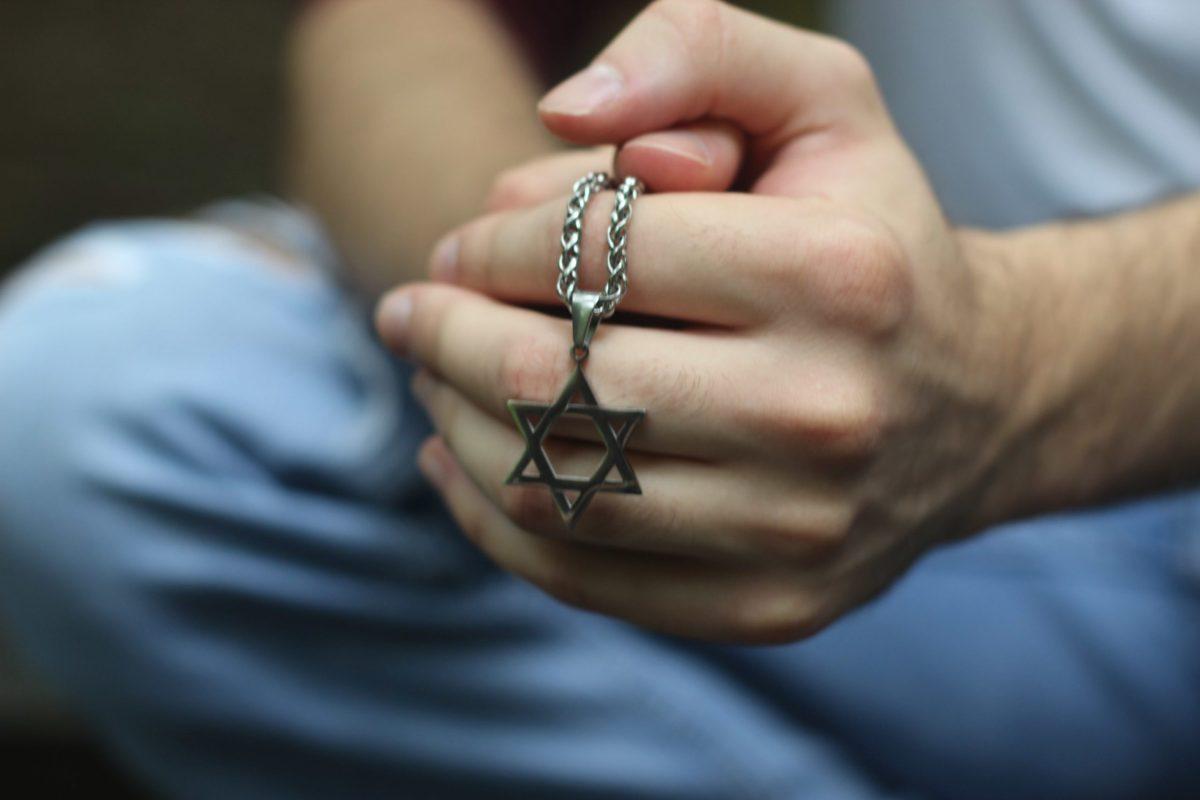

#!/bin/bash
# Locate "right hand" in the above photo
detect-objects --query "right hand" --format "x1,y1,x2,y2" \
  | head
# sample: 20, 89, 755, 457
386, 0, 1038, 643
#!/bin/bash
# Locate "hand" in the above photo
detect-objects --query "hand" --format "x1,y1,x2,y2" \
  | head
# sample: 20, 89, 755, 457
377, 0, 1037, 643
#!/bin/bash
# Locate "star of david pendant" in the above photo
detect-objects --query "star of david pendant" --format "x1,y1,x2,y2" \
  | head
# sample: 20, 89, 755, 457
505, 291, 644, 527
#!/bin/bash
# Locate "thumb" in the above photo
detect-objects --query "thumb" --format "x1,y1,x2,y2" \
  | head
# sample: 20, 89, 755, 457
537, 0, 887, 154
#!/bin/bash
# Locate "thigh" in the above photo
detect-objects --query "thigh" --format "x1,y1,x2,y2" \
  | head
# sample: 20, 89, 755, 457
0, 207, 894, 800
719, 495, 1200, 800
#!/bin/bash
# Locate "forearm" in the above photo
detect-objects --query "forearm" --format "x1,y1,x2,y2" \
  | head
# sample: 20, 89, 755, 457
286, 0, 555, 297
969, 193, 1200, 524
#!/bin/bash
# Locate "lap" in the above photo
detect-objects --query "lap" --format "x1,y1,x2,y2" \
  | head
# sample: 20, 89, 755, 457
0, 202, 1194, 799
726, 498, 1200, 798
0, 205, 879, 799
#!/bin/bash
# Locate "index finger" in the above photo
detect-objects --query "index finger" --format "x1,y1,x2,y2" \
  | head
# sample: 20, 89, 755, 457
430, 191, 804, 327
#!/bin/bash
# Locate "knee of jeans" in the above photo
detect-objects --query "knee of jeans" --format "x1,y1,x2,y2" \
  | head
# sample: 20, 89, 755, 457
0, 227, 237, 663
0, 221, 400, 702
0, 218, 405, 488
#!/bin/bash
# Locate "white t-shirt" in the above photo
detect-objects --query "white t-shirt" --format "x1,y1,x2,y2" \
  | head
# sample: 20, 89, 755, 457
832, 0, 1200, 228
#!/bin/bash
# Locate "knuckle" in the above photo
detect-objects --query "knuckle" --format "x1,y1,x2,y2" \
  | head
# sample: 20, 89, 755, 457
746, 502, 852, 563
646, 0, 728, 59
728, 390, 805, 453
810, 215, 914, 335
498, 331, 565, 402
748, 233, 806, 300
743, 515, 809, 563
731, 375, 885, 459
805, 379, 887, 458
732, 585, 824, 645
823, 37, 876, 94
807, 503, 857, 554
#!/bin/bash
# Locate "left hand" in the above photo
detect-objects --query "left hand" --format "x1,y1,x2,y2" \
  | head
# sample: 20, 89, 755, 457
376, 0, 1039, 643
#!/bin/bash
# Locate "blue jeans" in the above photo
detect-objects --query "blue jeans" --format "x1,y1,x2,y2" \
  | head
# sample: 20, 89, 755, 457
0, 201, 1196, 799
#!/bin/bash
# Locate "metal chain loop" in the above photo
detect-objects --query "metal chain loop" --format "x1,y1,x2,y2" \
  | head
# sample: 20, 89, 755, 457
556, 172, 645, 318
556, 172, 610, 308
600, 175, 643, 317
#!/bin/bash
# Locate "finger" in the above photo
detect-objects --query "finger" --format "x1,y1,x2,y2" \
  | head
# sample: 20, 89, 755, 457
381, 282, 891, 465
487, 120, 745, 215
417, 435, 821, 643
486, 147, 613, 213
537, 0, 887, 150
378, 283, 763, 460
428, 191, 822, 327
413, 371, 846, 564
616, 120, 745, 193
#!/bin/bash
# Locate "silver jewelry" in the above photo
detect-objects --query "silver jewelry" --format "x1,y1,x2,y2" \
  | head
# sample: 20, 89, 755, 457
506, 173, 646, 527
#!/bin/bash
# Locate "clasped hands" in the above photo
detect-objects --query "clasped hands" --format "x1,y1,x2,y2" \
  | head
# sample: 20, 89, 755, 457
377, 0, 1036, 643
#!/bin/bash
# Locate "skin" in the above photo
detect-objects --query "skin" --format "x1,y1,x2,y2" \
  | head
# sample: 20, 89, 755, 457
286, 0, 552, 297
374, 0, 1200, 644
287, 0, 738, 298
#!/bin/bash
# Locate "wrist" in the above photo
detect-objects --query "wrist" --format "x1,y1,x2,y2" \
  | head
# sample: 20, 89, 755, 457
950, 226, 1059, 531
952, 218, 1142, 531
956, 201, 1200, 528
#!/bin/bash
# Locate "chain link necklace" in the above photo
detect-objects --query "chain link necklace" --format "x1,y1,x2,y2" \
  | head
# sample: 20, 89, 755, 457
505, 173, 646, 527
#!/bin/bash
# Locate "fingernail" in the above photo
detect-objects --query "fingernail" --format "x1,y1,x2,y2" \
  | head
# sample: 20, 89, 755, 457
539, 63, 624, 116
631, 130, 713, 167
429, 234, 459, 282
377, 290, 414, 354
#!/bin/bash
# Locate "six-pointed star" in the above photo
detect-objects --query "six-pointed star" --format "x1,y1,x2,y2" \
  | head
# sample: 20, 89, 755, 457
506, 365, 644, 527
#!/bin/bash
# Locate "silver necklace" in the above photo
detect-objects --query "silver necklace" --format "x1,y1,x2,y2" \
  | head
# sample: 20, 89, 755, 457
505, 173, 646, 527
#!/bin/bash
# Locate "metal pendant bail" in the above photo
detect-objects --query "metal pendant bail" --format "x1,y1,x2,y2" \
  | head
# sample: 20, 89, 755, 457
571, 290, 603, 361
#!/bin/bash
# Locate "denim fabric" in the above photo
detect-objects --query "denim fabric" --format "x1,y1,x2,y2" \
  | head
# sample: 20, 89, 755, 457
0, 204, 1195, 799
